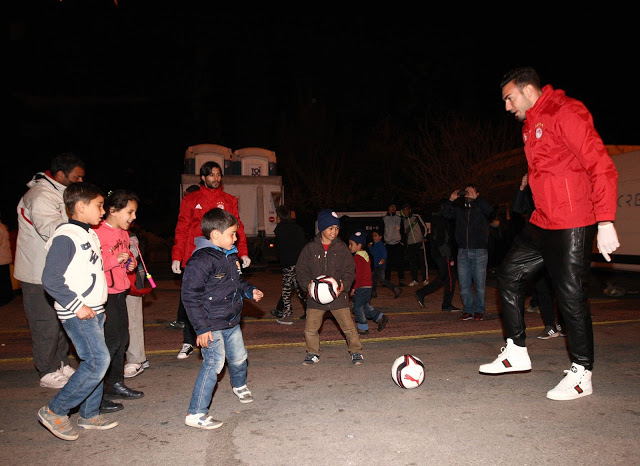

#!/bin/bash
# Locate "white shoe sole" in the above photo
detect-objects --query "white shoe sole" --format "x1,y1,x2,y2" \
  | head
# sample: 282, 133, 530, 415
479, 362, 532, 374
547, 386, 593, 400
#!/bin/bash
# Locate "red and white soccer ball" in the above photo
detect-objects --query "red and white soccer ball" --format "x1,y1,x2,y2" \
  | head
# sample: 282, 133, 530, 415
309, 275, 340, 304
391, 354, 425, 389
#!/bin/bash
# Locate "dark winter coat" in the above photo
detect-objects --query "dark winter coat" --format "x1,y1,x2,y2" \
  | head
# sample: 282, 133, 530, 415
274, 220, 308, 268
181, 236, 256, 335
442, 197, 494, 250
296, 233, 355, 311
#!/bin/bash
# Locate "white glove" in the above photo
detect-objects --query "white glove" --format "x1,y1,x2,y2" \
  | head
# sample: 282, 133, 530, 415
596, 223, 620, 262
241, 255, 251, 268
171, 260, 182, 274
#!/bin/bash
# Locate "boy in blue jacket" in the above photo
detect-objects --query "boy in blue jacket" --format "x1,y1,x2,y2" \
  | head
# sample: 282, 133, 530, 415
182, 208, 264, 430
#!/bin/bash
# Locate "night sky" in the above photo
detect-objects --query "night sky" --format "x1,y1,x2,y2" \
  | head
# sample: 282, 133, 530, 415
7, 4, 638, 233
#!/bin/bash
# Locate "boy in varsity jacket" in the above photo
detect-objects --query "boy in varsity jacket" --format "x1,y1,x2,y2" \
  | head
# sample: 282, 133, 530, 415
38, 182, 117, 441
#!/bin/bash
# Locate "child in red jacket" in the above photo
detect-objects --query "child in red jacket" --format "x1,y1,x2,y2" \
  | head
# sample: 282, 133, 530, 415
348, 230, 389, 336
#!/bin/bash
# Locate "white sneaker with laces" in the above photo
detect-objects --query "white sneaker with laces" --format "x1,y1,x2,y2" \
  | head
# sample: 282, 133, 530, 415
479, 338, 532, 374
124, 363, 145, 378
232, 385, 254, 403
40, 371, 68, 389
546, 363, 592, 400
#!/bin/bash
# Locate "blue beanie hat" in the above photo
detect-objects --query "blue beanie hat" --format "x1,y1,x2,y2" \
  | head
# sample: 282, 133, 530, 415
317, 209, 340, 232
349, 230, 367, 247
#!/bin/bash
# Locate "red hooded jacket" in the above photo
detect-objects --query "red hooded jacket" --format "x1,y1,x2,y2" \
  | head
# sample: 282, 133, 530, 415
523, 85, 618, 230
171, 185, 248, 267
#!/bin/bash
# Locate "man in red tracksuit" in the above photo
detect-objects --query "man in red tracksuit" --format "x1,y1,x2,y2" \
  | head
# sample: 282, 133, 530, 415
170, 161, 251, 359
479, 67, 620, 401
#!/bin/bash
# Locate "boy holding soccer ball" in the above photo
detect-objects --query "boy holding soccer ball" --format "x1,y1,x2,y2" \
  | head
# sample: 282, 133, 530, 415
296, 209, 364, 365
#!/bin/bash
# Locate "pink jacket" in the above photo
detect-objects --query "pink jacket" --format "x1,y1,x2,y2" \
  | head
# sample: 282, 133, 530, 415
523, 85, 618, 230
94, 221, 135, 294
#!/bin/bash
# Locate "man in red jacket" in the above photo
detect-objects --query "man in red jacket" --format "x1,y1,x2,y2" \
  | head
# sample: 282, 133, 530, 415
479, 67, 620, 401
170, 161, 251, 359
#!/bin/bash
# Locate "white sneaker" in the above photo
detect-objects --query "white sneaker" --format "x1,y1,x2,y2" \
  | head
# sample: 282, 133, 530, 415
479, 338, 532, 374
185, 413, 223, 430
40, 371, 68, 389
546, 363, 593, 400
232, 385, 254, 403
124, 363, 145, 378
408, 280, 419, 287
58, 362, 76, 378
177, 344, 194, 360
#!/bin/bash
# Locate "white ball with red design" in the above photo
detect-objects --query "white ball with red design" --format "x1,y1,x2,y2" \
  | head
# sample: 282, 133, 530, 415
391, 354, 425, 389
309, 275, 340, 304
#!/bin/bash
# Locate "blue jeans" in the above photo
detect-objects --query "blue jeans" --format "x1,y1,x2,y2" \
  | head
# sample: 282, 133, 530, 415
352, 288, 382, 332
188, 325, 248, 415
372, 266, 396, 293
48, 313, 110, 419
457, 249, 488, 315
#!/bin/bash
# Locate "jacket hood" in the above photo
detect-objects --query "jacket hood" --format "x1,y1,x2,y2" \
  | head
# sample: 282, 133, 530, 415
193, 236, 238, 255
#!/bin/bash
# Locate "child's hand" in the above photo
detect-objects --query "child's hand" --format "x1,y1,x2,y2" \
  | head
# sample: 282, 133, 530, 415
197, 331, 213, 348
379, 258, 386, 265
76, 305, 96, 320
126, 257, 137, 272
117, 252, 130, 264
253, 289, 264, 302
336, 280, 345, 296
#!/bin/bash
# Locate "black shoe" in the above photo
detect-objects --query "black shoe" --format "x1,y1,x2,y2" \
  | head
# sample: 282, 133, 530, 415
358, 329, 369, 336
99, 399, 124, 414
394, 287, 402, 299
299, 313, 306, 320
377, 315, 389, 332
415, 291, 425, 308
166, 320, 185, 330
441, 306, 461, 312
270, 309, 283, 319
104, 381, 144, 400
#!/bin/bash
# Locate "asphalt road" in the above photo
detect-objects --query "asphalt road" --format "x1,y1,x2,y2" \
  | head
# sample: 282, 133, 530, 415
1, 267, 639, 465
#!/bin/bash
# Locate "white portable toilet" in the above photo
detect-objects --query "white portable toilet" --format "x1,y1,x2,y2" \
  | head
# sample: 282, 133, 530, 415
184, 144, 233, 176
231, 147, 277, 176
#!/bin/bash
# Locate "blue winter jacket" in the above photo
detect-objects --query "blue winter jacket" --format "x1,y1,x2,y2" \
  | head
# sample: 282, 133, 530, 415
181, 236, 256, 335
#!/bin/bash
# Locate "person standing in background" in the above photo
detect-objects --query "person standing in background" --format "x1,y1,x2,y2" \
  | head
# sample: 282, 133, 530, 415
0, 213, 14, 306
383, 203, 405, 287
443, 184, 494, 321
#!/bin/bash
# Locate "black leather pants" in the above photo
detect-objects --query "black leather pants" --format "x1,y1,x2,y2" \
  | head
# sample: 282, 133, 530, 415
497, 223, 596, 370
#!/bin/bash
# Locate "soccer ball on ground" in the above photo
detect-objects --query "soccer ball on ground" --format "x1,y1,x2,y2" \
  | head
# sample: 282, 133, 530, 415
309, 275, 340, 304
391, 354, 425, 389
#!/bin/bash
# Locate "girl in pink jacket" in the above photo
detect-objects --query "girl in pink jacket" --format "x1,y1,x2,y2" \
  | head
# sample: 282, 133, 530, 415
94, 189, 144, 406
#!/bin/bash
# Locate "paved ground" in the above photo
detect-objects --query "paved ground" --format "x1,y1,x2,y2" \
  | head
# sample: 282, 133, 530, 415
1, 266, 639, 465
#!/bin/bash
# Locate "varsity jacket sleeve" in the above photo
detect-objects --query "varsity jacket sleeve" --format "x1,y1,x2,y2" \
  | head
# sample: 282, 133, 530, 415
42, 236, 81, 311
